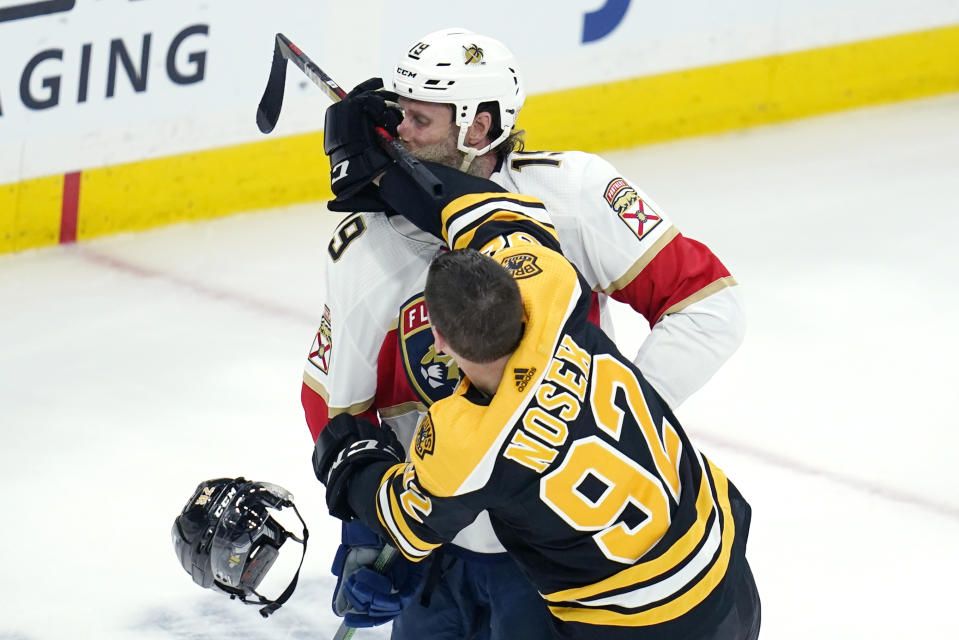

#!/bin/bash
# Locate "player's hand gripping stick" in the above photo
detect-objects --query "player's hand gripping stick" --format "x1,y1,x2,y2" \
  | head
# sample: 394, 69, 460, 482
255, 32, 443, 201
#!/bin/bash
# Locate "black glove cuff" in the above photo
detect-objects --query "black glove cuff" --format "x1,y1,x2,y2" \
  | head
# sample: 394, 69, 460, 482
325, 450, 399, 521
313, 414, 404, 521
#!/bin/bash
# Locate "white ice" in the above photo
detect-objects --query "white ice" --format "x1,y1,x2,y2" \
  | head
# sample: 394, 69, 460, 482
1, 93, 957, 639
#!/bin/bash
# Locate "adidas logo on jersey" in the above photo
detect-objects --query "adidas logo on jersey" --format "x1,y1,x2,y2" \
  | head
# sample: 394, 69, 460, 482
513, 367, 536, 392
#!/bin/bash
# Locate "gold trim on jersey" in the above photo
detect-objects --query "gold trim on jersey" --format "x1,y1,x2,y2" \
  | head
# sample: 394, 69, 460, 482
509, 151, 564, 172
544, 453, 717, 602
440, 192, 558, 250
546, 460, 735, 626
377, 400, 427, 419
456, 211, 557, 250
412, 376, 541, 498
600, 226, 678, 295
301, 371, 374, 417
411, 246, 584, 498
659, 275, 739, 317
376, 463, 441, 562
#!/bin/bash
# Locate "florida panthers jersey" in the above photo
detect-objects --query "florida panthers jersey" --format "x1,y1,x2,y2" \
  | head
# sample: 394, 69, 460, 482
302, 212, 442, 451
365, 184, 751, 635
490, 151, 743, 409
302, 150, 744, 552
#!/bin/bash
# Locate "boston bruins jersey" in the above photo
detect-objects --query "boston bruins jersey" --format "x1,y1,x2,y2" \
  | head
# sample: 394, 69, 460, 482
368, 177, 751, 634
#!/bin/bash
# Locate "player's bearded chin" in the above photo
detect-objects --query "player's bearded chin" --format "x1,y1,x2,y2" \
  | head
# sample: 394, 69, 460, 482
406, 127, 482, 175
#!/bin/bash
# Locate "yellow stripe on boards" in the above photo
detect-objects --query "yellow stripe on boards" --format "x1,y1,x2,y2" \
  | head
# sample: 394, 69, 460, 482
2, 24, 958, 254
522, 23, 959, 152
76, 131, 331, 241
0, 175, 63, 253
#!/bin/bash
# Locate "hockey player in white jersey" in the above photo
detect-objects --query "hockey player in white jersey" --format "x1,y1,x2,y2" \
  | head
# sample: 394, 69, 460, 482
303, 28, 746, 640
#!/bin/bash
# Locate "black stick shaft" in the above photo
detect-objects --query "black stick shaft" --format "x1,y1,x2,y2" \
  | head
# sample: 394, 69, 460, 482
269, 33, 443, 200
275, 34, 347, 102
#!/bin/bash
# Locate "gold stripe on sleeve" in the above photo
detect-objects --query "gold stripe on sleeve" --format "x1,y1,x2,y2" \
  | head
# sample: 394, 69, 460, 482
377, 465, 442, 557
599, 227, 679, 295
659, 276, 739, 317
301, 371, 374, 417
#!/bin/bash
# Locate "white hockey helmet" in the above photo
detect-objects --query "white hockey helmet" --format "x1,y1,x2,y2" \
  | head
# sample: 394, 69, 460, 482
393, 28, 526, 162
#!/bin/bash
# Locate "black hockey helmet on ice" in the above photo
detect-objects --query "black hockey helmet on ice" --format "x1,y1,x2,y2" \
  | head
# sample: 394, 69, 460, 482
172, 476, 309, 617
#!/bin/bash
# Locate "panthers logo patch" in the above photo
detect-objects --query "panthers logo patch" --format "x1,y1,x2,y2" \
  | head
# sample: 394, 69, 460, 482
501, 253, 542, 279
308, 305, 333, 373
399, 294, 461, 406
604, 177, 662, 240
414, 414, 435, 458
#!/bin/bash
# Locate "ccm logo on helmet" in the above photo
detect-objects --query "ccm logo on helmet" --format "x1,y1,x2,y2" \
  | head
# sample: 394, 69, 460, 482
214, 486, 237, 518
396, 66, 417, 78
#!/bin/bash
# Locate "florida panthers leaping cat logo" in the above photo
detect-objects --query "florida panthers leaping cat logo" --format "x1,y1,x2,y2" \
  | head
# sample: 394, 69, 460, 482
399, 294, 462, 406
420, 344, 460, 389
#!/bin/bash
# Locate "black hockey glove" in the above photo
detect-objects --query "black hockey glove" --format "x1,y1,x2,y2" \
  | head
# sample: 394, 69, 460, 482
324, 77, 403, 209
313, 413, 404, 521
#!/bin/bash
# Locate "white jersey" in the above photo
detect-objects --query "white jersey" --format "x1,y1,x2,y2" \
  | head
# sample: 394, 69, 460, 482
302, 212, 440, 449
490, 150, 744, 408
302, 149, 745, 552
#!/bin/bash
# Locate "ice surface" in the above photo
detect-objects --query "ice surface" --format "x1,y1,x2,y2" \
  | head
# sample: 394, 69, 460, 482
1, 93, 957, 639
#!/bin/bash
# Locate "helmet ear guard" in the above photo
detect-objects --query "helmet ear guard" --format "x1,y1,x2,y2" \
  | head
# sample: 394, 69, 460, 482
393, 28, 525, 167
172, 477, 309, 618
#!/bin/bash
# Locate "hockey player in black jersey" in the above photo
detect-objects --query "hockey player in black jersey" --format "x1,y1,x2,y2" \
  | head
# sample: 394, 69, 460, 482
313, 161, 761, 639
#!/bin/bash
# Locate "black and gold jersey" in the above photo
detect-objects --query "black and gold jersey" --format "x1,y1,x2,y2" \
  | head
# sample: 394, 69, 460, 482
370, 167, 750, 632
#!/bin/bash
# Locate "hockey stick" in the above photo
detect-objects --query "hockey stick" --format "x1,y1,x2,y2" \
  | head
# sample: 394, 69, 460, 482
331, 543, 399, 640
256, 32, 443, 199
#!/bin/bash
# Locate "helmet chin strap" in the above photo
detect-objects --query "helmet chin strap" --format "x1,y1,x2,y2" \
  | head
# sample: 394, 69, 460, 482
456, 125, 480, 172
256, 501, 309, 618
456, 125, 504, 173
458, 148, 478, 172
224, 500, 310, 618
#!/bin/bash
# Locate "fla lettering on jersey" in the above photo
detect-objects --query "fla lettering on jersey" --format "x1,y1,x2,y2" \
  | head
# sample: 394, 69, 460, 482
399, 294, 461, 406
